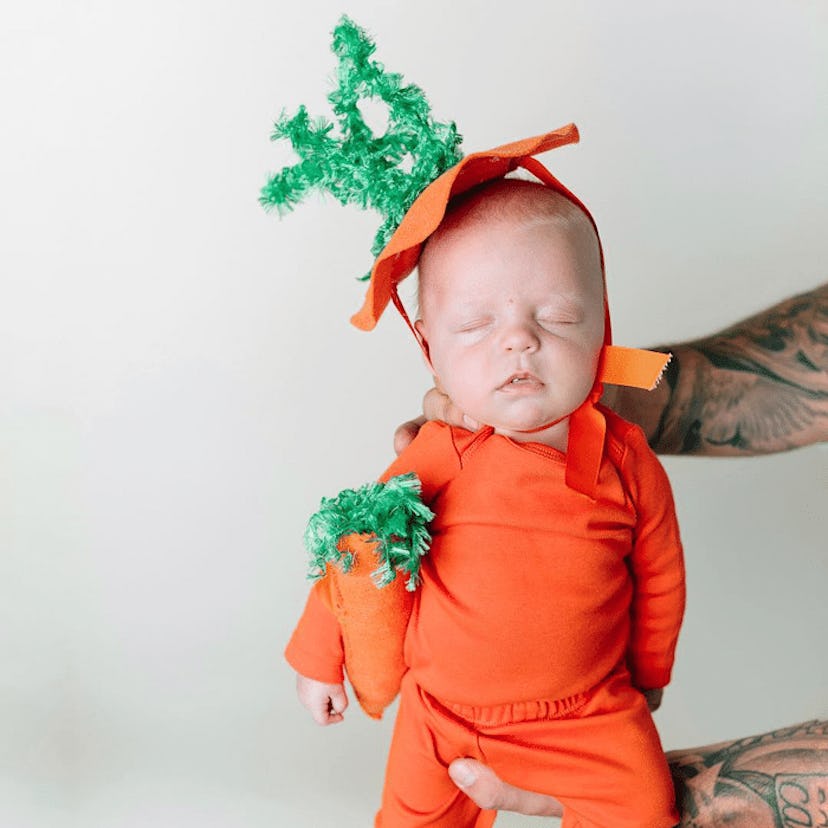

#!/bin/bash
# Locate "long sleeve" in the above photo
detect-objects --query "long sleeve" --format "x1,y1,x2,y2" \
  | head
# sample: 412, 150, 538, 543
621, 424, 686, 690
284, 584, 345, 683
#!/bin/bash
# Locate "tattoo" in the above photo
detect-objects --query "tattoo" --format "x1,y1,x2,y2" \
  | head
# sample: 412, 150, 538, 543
670, 719, 828, 827
654, 284, 828, 455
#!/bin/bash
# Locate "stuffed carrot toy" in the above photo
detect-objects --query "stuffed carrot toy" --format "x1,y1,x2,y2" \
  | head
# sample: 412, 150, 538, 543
303, 472, 434, 718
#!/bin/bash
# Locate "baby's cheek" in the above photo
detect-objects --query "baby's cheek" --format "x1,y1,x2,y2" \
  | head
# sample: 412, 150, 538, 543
450, 375, 488, 418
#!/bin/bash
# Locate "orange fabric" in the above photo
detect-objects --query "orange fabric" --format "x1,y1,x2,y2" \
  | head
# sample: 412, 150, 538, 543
600, 346, 672, 390
287, 414, 684, 702
284, 586, 345, 685
375, 669, 678, 827
408, 418, 683, 702
287, 415, 684, 824
313, 534, 413, 719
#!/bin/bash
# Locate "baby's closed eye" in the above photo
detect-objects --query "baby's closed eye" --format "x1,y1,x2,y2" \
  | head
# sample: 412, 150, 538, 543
536, 305, 584, 328
454, 317, 494, 334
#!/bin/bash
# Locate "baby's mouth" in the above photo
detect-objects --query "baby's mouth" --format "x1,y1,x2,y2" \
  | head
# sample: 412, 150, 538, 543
499, 372, 543, 390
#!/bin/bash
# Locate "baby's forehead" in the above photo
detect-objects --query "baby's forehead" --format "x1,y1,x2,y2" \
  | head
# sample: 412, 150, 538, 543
418, 179, 603, 296
436, 178, 592, 235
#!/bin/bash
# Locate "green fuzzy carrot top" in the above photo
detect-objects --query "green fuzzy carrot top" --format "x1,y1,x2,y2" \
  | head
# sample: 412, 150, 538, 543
304, 472, 434, 591
260, 16, 463, 279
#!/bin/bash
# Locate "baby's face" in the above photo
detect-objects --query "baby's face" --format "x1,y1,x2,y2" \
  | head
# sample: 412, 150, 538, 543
416, 212, 605, 448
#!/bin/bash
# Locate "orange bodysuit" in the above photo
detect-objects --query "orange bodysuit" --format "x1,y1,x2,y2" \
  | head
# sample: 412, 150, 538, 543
287, 411, 685, 828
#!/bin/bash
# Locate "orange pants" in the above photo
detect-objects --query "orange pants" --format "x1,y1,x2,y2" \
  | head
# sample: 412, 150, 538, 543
375, 669, 678, 828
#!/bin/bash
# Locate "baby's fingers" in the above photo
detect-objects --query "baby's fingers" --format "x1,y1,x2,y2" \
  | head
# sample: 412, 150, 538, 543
423, 388, 478, 431
326, 685, 349, 724
309, 695, 343, 726
394, 416, 425, 455
297, 676, 349, 726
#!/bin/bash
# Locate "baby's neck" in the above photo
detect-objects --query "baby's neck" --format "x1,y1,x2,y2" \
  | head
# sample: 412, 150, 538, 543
495, 417, 570, 452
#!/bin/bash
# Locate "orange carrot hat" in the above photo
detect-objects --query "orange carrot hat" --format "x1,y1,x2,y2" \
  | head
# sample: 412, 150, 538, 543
262, 17, 670, 498
354, 125, 671, 496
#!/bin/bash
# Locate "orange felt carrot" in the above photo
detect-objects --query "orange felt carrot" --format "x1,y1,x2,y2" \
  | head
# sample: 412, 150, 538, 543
304, 473, 434, 718
314, 535, 413, 718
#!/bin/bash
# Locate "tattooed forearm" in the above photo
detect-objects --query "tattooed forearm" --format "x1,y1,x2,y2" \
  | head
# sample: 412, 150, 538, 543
669, 719, 828, 827
626, 283, 828, 455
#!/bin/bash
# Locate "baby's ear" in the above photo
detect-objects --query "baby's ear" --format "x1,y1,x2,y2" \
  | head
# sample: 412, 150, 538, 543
413, 320, 435, 374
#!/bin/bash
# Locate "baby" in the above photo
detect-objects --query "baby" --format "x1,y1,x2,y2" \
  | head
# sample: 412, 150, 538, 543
287, 178, 685, 828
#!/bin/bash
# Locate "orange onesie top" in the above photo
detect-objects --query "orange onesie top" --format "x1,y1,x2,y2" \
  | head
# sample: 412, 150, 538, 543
286, 409, 685, 707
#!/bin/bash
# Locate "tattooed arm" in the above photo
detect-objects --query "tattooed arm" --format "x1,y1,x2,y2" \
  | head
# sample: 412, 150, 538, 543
669, 720, 828, 828
396, 283, 828, 456
447, 720, 828, 826
608, 282, 828, 454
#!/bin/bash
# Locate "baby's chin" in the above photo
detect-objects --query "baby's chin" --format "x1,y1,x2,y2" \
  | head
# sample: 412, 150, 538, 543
490, 406, 561, 431
493, 417, 564, 436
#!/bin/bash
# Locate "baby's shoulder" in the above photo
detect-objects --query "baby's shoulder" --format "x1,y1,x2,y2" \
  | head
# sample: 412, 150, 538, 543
382, 421, 467, 493
601, 405, 655, 464
416, 421, 485, 456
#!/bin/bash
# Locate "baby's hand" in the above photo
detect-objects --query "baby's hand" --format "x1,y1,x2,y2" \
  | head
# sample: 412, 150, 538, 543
296, 674, 349, 725
642, 688, 663, 712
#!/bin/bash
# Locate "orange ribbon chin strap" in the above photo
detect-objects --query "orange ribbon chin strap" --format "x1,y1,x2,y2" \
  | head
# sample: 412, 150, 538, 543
566, 347, 672, 498
566, 397, 608, 496
599, 346, 673, 391
390, 288, 419, 340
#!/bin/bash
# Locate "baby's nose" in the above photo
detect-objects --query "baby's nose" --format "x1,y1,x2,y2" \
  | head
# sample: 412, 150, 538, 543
503, 323, 539, 352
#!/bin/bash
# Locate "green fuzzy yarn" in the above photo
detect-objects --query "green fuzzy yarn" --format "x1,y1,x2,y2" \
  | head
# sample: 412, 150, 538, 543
260, 16, 464, 278
304, 472, 435, 591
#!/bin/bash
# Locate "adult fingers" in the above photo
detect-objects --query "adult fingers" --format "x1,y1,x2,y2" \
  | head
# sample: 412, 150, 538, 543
448, 758, 563, 818
394, 416, 425, 455
394, 385, 480, 456
422, 388, 478, 431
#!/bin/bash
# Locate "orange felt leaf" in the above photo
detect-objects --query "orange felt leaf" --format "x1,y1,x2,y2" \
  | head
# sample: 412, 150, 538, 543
351, 125, 581, 331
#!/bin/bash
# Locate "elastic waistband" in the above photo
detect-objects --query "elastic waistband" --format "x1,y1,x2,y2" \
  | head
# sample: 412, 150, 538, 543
446, 690, 588, 728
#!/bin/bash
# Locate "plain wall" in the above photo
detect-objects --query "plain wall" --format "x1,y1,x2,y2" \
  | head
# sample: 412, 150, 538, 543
1, 2, 825, 826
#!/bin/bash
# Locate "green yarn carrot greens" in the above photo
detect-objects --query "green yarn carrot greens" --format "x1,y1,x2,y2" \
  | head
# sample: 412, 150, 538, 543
304, 473, 434, 591
260, 16, 463, 278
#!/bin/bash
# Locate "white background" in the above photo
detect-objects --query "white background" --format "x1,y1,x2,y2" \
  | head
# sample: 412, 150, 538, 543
1, 2, 826, 826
